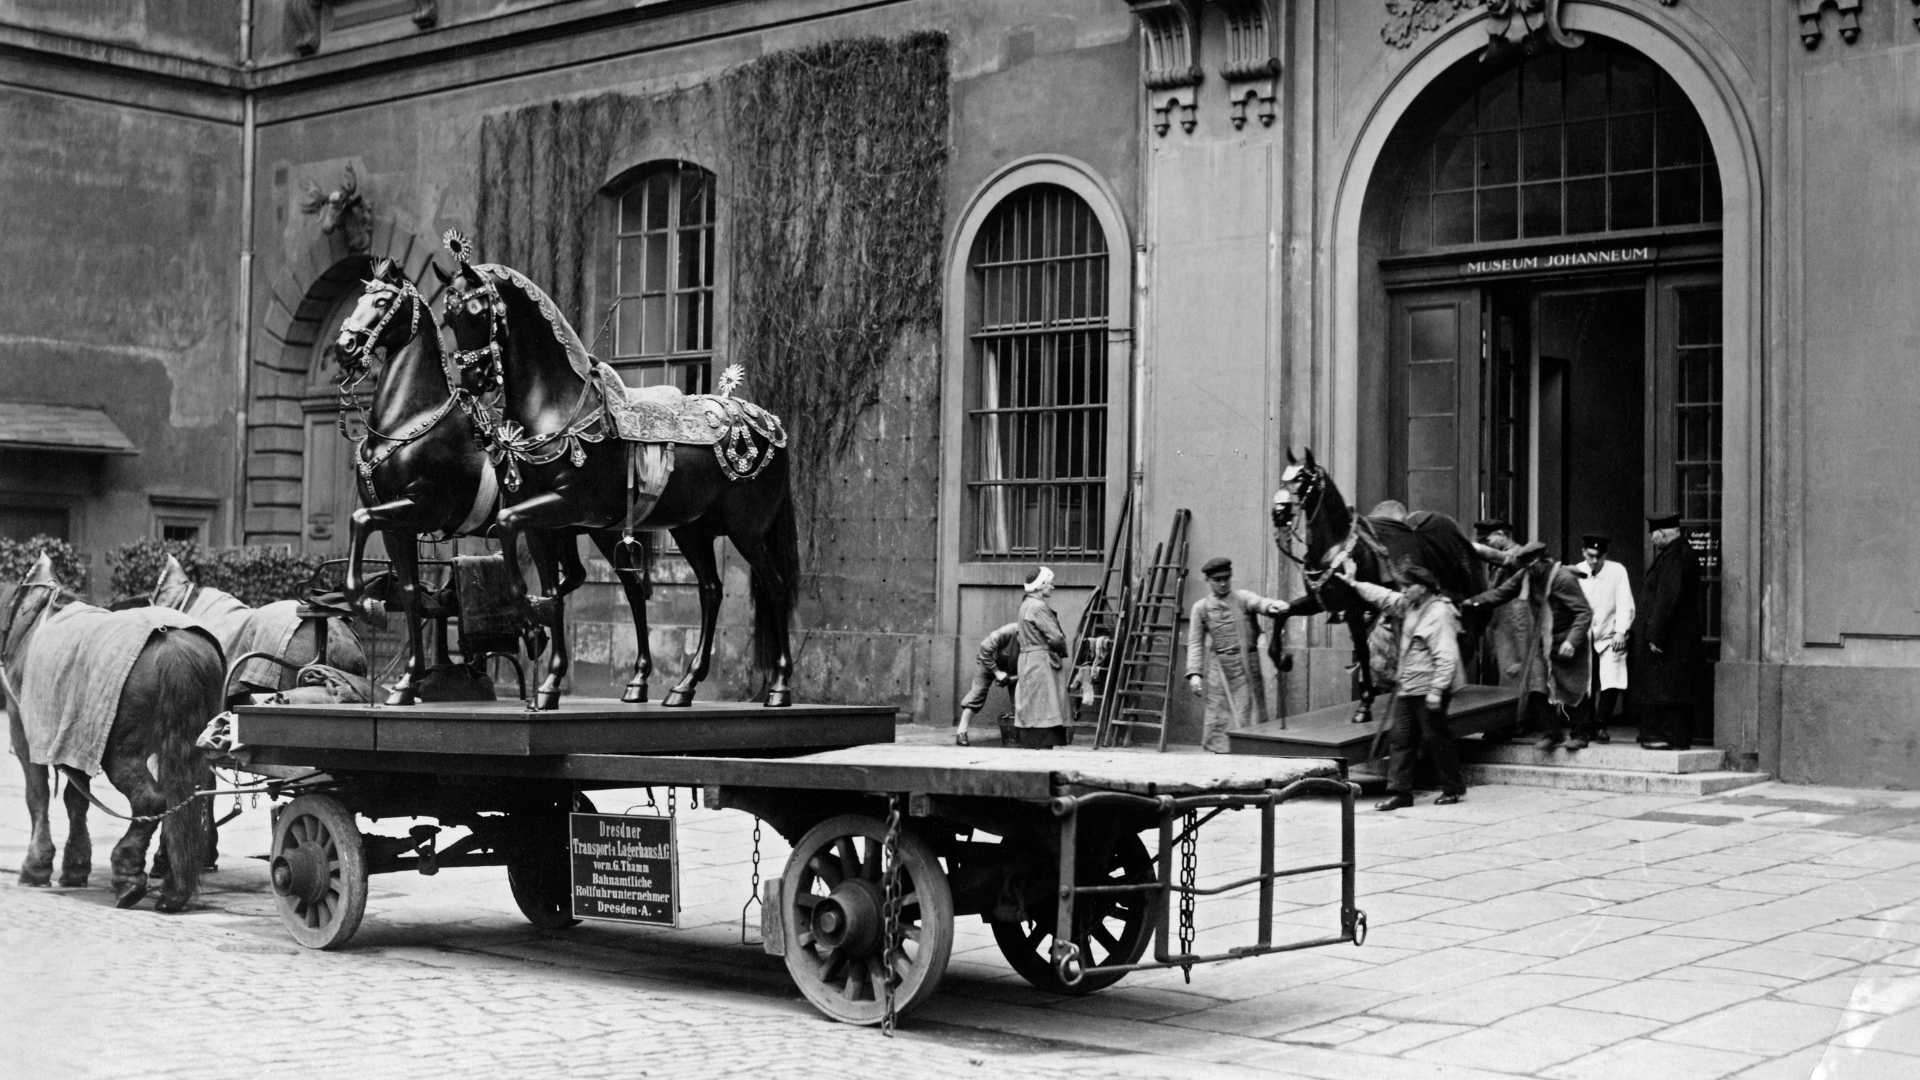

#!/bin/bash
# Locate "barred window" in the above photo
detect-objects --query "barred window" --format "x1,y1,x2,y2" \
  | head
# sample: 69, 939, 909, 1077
967, 184, 1109, 561
1674, 286, 1722, 648
613, 162, 715, 393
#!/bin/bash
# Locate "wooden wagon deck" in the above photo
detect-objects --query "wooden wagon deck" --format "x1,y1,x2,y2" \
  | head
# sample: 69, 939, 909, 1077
1228, 684, 1524, 761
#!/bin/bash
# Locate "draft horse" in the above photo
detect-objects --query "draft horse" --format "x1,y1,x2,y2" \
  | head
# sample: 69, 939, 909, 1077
1270, 448, 1488, 724
438, 233, 798, 710
333, 258, 593, 704
3, 555, 223, 910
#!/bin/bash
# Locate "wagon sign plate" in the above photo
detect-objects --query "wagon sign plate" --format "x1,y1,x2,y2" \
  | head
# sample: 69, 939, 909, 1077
569, 813, 679, 926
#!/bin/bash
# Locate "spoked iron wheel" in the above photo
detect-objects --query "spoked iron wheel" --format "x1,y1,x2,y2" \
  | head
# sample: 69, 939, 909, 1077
779, 814, 955, 1026
269, 794, 368, 950
507, 794, 597, 931
992, 831, 1155, 994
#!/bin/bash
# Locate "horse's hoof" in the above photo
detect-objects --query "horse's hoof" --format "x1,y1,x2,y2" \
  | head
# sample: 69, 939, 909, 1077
621, 684, 648, 705
113, 879, 148, 909
661, 688, 695, 708
763, 688, 792, 708
153, 892, 190, 914
58, 871, 89, 889
18, 868, 51, 888
533, 690, 562, 711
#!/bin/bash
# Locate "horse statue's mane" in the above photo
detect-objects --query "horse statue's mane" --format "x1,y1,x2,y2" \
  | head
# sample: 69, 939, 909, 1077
474, 263, 598, 379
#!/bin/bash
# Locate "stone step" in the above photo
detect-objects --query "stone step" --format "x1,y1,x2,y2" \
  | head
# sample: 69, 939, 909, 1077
1460, 761, 1770, 796
1464, 741, 1729, 774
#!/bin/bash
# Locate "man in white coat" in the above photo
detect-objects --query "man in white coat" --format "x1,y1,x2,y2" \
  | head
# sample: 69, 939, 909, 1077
1575, 533, 1635, 744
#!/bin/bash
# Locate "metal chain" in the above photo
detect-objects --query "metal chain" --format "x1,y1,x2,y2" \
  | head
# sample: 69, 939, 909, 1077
668, 787, 677, 817
739, 817, 763, 945
1179, 809, 1198, 984
881, 795, 904, 1038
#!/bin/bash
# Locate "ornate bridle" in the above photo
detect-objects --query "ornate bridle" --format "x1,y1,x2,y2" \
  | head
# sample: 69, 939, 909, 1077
335, 271, 425, 434
441, 229, 509, 395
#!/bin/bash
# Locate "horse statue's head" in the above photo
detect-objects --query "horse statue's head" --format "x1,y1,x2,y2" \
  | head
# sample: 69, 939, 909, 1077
437, 230, 509, 396
335, 259, 424, 385
1272, 446, 1324, 536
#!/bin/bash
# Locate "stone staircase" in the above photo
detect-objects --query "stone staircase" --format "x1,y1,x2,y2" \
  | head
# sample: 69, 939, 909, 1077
1458, 740, 1770, 796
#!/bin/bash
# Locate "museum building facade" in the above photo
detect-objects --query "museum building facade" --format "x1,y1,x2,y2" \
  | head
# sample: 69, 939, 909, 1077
2, 0, 1916, 786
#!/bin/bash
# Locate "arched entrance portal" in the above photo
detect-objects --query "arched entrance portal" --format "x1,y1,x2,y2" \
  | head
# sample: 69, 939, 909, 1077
1354, 34, 1729, 739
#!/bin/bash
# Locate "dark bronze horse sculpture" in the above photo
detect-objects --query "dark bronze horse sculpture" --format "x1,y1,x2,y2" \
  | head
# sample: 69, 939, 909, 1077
3, 555, 223, 911
333, 258, 596, 704
438, 233, 798, 710
1270, 448, 1488, 723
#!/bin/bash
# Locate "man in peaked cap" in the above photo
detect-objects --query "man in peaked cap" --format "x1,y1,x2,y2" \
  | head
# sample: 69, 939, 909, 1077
1186, 557, 1288, 753
1575, 533, 1636, 743
1633, 510, 1705, 750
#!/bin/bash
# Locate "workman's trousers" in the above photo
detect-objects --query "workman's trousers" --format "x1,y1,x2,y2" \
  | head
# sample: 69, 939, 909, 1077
1526, 691, 1595, 741
1639, 703, 1694, 750
958, 669, 1014, 713
1386, 692, 1463, 797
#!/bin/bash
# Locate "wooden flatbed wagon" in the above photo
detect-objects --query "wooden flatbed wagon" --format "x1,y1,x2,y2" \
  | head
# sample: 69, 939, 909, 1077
227, 700, 1365, 1027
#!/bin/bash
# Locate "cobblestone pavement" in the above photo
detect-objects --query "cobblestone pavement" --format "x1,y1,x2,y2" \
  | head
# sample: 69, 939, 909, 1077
7, 730, 1920, 1079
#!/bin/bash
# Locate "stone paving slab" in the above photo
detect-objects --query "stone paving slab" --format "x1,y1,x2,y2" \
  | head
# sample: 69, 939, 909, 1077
6, 755, 1920, 1077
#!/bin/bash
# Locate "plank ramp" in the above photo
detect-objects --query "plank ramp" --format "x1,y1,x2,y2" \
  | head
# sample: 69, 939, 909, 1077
1228, 684, 1524, 761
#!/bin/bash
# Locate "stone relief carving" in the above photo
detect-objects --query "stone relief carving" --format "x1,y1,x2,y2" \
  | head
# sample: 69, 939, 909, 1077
1217, 0, 1281, 129
287, 0, 324, 56
1382, 0, 1479, 49
299, 164, 375, 253
413, 0, 439, 30
1384, 0, 1682, 52
1128, 0, 1204, 135
1797, 0, 1862, 48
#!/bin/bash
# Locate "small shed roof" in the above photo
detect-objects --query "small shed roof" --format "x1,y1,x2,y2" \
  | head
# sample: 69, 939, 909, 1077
0, 402, 137, 455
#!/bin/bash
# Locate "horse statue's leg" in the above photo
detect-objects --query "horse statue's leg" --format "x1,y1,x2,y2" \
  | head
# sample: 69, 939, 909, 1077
520, 528, 570, 711
728, 500, 798, 708
382, 528, 430, 706
15, 756, 56, 887
589, 529, 652, 704
57, 772, 93, 888
662, 522, 724, 708
1348, 612, 1376, 725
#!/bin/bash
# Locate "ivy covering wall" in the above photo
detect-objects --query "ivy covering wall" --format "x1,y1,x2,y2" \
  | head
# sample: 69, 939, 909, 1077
473, 33, 951, 557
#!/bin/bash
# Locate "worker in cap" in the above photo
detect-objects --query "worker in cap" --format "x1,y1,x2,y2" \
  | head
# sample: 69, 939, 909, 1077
1633, 511, 1703, 749
1575, 533, 1635, 743
1185, 557, 1288, 753
1339, 559, 1467, 809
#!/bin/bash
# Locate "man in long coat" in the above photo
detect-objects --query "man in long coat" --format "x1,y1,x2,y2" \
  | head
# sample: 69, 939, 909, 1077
1472, 520, 1533, 693
1463, 545, 1595, 750
1575, 533, 1635, 743
1014, 566, 1070, 748
1633, 511, 1705, 750
1186, 557, 1288, 753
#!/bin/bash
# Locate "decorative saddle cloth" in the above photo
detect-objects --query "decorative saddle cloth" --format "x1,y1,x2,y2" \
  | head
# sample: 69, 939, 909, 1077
588, 362, 787, 482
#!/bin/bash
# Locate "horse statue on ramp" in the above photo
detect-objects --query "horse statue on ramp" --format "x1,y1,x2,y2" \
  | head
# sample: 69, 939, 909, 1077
2, 554, 224, 911
437, 230, 798, 711
1269, 448, 1490, 725
332, 257, 597, 705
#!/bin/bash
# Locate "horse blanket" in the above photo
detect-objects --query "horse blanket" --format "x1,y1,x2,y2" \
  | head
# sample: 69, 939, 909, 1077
590, 363, 786, 482
14, 604, 212, 774
185, 590, 308, 693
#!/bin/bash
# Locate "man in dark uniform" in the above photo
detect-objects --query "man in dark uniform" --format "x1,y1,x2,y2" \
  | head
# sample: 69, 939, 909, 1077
1633, 510, 1705, 750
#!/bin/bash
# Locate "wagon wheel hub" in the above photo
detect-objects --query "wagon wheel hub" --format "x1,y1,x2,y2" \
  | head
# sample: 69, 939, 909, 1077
270, 841, 330, 905
811, 878, 885, 956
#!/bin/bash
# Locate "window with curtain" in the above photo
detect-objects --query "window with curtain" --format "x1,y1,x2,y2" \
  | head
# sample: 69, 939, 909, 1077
1396, 41, 1720, 253
613, 162, 716, 393
966, 184, 1109, 561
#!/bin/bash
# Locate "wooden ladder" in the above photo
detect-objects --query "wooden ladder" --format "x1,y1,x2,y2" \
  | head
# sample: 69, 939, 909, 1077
1067, 491, 1134, 736
1095, 508, 1191, 751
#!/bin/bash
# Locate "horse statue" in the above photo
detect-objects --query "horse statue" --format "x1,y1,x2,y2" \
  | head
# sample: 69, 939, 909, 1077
2, 554, 224, 910
437, 231, 798, 711
332, 257, 601, 705
1270, 448, 1489, 724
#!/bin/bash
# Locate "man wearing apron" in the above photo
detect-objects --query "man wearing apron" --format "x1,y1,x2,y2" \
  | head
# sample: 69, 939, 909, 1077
1184, 557, 1289, 753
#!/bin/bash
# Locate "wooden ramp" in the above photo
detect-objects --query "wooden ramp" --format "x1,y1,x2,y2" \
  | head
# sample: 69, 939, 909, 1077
1228, 685, 1523, 762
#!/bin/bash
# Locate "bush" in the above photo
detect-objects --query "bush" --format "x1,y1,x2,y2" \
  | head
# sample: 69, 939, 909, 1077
0, 535, 88, 589
106, 540, 327, 608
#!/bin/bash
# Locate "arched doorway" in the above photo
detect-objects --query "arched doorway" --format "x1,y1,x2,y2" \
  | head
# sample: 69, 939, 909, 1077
1352, 33, 1731, 738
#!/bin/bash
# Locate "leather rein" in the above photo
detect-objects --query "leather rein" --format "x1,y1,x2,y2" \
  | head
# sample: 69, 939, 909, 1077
1273, 464, 1392, 610
336, 278, 470, 479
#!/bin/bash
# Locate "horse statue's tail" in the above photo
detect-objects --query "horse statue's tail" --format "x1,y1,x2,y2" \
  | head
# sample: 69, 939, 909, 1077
147, 629, 224, 905
751, 492, 801, 676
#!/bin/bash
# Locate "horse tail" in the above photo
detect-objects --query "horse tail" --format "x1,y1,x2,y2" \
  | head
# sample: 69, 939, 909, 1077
751, 492, 801, 674
148, 628, 223, 904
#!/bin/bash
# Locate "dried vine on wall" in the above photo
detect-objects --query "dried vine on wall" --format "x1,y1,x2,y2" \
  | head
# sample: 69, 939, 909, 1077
723, 33, 950, 550
472, 33, 950, 559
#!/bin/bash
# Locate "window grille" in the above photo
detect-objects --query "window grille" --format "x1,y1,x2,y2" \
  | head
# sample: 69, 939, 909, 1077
967, 185, 1109, 561
1674, 286, 1722, 649
614, 163, 715, 393
1397, 42, 1720, 253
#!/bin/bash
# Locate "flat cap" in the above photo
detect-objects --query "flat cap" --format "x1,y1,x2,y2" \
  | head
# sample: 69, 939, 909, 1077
1200, 556, 1233, 578
1473, 519, 1513, 535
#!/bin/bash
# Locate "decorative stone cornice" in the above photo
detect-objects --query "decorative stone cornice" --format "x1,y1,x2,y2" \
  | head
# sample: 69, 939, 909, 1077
1797, 0, 1862, 48
1215, 0, 1281, 129
1384, 1, 1682, 53
1127, 0, 1204, 135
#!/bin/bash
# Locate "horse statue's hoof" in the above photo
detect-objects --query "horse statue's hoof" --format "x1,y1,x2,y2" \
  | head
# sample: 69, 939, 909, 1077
621, 683, 648, 705
385, 686, 417, 707
763, 688, 792, 708
533, 689, 562, 711
661, 687, 695, 708
113, 878, 148, 909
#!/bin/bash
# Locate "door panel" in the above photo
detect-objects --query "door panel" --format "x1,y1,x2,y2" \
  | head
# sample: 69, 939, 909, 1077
1390, 288, 1482, 518
1653, 272, 1724, 654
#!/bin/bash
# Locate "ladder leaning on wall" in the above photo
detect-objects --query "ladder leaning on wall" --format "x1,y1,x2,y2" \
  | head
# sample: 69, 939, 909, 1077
1094, 509, 1191, 752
